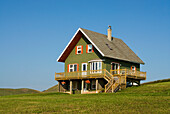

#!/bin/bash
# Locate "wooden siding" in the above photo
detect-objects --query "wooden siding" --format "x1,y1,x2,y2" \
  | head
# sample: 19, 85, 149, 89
104, 58, 140, 72
65, 35, 104, 73
64, 35, 141, 74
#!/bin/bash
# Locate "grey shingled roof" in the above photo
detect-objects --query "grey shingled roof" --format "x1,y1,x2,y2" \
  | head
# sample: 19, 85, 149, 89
80, 28, 144, 64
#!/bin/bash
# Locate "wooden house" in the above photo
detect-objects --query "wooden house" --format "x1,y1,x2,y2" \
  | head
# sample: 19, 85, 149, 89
55, 26, 146, 94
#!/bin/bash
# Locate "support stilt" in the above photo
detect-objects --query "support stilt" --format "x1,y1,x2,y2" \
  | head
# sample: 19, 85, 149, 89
70, 80, 72, 94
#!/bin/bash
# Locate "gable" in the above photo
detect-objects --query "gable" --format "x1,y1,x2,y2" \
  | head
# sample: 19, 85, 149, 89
57, 30, 83, 62
57, 28, 104, 62
65, 35, 103, 65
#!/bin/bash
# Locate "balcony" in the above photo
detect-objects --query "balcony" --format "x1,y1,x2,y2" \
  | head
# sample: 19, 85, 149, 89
55, 69, 146, 81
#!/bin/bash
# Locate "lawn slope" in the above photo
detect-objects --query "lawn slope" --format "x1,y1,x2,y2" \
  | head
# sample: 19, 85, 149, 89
0, 88, 41, 96
0, 80, 169, 113
43, 84, 58, 93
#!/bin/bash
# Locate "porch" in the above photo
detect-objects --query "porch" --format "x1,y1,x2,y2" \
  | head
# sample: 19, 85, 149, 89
55, 69, 146, 94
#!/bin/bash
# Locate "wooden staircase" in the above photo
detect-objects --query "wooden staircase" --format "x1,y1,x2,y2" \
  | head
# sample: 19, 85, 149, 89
104, 70, 120, 93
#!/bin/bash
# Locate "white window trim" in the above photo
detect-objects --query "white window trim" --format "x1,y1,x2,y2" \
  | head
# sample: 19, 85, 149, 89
87, 44, 93, 53
131, 66, 136, 71
82, 63, 87, 76
77, 45, 82, 54
82, 63, 87, 71
69, 64, 77, 72
90, 61, 102, 73
111, 62, 120, 74
88, 59, 105, 62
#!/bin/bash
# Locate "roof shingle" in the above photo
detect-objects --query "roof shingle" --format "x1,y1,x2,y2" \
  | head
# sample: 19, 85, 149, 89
80, 28, 144, 64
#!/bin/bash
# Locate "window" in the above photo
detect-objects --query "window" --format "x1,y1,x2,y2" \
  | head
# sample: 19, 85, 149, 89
76, 45, 83, 54
111, 62, 120, 74
90, 62, 102, 73
131, 66, 136, 72
86, 44, 94, 53
68, 64, 78, 72
82, 63, 87, 75
131, 66, 136, 73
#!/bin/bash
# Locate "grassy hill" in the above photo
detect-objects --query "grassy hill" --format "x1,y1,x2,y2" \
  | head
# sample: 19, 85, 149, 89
142, 78, 170, 85
43, 84, 58, 93
0, 88, 41, 96
0, 79, 169, 113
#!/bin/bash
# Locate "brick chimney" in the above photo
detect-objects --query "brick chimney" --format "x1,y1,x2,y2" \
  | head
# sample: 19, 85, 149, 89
107, 26, 112, 41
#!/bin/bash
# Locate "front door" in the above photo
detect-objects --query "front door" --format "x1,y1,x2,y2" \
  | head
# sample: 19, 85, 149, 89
111, 63, 120, 74
82, 63, 87, 75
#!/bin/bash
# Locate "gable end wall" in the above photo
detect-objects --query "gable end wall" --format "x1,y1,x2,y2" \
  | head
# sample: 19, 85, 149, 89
64, 35, 140, 72
65, 35, 104, 72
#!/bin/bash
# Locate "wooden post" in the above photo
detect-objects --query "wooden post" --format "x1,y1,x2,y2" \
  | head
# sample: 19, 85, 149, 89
58, 81, 60, 92
96, 79, 98, 93
81, 80, 84, 94
70, 80, 72, 94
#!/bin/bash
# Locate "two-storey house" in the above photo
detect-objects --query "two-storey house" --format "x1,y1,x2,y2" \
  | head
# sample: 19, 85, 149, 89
55, 26, 146, 94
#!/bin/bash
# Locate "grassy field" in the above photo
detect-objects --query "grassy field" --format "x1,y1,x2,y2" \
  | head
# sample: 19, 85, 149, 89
0, 88, 41, 96
43, 84, 58, 93
0, 81, 170, 113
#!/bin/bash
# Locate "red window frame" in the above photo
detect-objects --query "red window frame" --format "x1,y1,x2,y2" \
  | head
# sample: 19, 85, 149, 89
67, 63, 79, 72
131, 66, 136, 71
86, 44, 94, 53
75, 45, 83, 54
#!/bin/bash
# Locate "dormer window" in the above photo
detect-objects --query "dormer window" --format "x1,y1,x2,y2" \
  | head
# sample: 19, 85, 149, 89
76, 45, 83, 54
86, 44, 94, 53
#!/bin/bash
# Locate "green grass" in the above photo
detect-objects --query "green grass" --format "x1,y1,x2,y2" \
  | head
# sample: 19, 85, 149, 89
0, 81, 170, 113
0, 88, 41, 96
43, 84, 58, 93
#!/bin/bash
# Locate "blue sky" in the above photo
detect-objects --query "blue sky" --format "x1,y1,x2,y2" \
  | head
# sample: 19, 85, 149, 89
0, 0, 170, 91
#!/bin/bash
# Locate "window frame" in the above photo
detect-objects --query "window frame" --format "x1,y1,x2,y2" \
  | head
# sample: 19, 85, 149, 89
76, 45, 83, 54
86, 44, 94, 53
131, 66, 136, 71
68, 64, 78, 72
90, 61, 102, 73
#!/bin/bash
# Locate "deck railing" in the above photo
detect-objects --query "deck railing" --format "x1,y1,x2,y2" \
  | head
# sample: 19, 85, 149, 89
55, 69, 146, 80
55, 69, 105, 80
110, 69, 146, 80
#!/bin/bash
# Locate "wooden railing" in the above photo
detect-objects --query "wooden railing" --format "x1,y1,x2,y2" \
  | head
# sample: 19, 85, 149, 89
110, 69, 146, 80
112, 78, 120, 92
55, 69, 146, 80
55, 69, 105, 80
55, 69, 146, 93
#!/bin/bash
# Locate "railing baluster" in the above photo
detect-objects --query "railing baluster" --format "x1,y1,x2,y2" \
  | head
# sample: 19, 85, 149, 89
55, 69, 146, 81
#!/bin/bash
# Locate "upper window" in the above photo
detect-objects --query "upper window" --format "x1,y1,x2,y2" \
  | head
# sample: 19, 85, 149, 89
86, 44, 94, 53
76, 45, 83, 54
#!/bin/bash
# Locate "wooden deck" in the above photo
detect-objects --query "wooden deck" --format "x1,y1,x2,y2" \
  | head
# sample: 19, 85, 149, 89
55, 69, 146, 81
